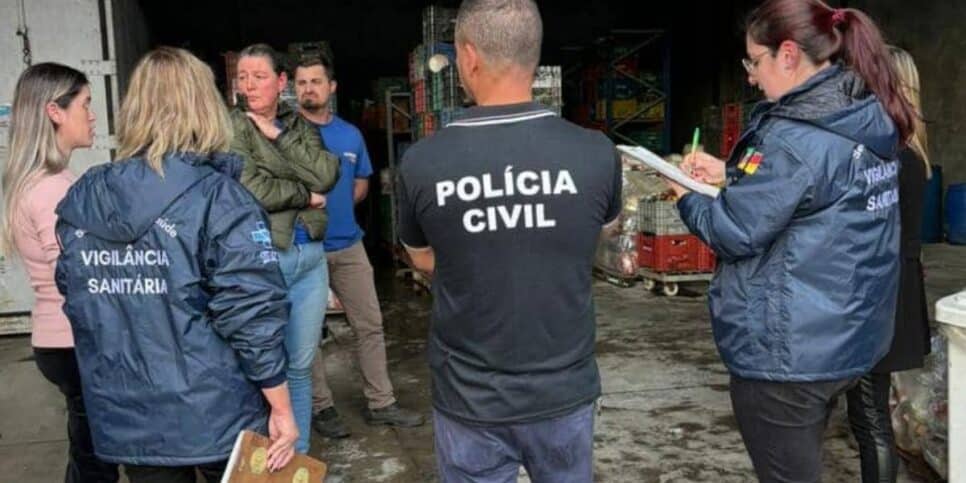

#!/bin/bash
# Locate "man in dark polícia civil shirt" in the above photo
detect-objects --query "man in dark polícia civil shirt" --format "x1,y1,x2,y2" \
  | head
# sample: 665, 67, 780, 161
396, 1, 621, 481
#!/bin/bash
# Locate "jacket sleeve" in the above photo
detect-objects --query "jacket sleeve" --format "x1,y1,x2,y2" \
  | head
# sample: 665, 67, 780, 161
204, 194, 289, 388
677, 136, 814, 262
274, 117, 340, 194
231, 114, 311, 212
53, 219, 74, 299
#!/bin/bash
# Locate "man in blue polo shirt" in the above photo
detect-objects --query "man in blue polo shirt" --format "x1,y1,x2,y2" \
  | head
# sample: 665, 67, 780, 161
295, 54, 424, 438
397, 1, 621, 481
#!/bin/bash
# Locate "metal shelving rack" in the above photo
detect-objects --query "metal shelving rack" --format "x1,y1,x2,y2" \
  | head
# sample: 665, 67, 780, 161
384, 89, 415, 266
602, 29, 672, 154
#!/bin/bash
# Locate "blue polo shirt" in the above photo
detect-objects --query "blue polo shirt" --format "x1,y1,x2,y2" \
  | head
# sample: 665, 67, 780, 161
316, 115, 373, 252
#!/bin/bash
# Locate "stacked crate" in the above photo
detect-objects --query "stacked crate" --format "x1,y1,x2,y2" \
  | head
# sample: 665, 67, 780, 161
701, 105, 723, 157
414, 112, 438, 138
409, 7, 460, 139
721, 103, 743, 158
430, 66, 461, 112
637, 233, 716, 273
422, 5, 457, 44
703, 102, 759, 158
408, 7, 564, 139
637, 198, 715, 273
532, 66, 563, 115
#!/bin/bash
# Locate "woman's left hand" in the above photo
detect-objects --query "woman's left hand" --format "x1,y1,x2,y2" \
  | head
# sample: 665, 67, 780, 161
663, 177, 690, 199
245, 112, 282, 141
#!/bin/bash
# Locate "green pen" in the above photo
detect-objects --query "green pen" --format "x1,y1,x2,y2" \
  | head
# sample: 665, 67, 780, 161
690, 127, 701, 157
687, 127, 701, 176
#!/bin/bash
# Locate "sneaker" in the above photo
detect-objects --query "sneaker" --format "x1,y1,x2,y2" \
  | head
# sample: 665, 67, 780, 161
312, 407, 350, 439
362, 402, 425, 428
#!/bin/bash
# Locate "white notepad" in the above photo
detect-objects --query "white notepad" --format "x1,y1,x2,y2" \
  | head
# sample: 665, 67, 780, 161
617, 145, 721, 198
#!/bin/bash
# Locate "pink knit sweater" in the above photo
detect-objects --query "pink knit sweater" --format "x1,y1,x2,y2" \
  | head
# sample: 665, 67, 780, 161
12, 170, 75, 348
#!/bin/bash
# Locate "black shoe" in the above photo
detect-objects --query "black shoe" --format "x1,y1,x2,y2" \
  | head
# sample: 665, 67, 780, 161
312, 407, 351, 439
362, 402, 425, 428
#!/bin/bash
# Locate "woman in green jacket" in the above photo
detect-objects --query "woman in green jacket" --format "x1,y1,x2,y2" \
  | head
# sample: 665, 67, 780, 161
231, 43, 339, 454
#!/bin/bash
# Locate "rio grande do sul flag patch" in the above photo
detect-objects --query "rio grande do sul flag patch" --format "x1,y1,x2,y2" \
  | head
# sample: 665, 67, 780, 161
737, 148, 764, 175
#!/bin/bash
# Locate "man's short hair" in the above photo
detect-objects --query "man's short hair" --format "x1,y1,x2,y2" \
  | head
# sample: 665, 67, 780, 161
295, 53, 336, 81
455, 0, 543, 71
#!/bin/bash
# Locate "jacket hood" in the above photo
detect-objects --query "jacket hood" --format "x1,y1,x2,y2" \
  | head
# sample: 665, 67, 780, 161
57, 152, 243, 243
764, 64, 898, 159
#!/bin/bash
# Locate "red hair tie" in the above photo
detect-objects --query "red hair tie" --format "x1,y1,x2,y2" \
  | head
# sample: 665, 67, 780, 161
831, 9, 847, 26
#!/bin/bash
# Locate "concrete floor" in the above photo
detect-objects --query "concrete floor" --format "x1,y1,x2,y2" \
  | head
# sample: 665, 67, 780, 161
1, 244, 963, 482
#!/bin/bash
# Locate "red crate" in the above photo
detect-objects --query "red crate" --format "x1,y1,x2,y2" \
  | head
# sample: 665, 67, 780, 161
412, 80, 427, 114
637, 234, 716, 273
721, 103, 743, 157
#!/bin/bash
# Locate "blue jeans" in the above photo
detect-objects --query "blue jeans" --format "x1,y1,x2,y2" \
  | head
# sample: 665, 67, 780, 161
277, 241, 328, 454
433, 403, 595, 483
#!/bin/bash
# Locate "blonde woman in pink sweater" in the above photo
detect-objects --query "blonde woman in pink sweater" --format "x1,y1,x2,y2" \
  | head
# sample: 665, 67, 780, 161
1, 63, 118, 482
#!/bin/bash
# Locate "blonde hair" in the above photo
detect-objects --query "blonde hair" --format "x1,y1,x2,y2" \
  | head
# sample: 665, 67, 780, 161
889, 46, 930, 174
2, 63, 88, 256
116, 47, 231, 173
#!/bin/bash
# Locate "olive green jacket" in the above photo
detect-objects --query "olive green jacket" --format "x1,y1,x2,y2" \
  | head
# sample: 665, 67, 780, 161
230, 104, 339, 249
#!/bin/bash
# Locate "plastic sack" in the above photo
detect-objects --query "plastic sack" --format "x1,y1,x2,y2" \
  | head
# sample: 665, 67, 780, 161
593, 153, 679, 278
919, 331, 951, 479
891, 368, 931, 454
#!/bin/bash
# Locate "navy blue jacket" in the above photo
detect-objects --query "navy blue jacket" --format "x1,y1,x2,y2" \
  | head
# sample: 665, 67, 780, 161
678, 65, 900, 382
55, 152, 289, 465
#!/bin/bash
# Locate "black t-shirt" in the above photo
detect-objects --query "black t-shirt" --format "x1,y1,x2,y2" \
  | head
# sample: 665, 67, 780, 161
397, 102, 622, 424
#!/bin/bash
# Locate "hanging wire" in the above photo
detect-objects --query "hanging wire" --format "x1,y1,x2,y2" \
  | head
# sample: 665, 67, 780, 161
15, 0, 32, 66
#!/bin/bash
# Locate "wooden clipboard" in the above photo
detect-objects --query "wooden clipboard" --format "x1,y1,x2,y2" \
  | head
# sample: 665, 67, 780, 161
220, 430, 326, 483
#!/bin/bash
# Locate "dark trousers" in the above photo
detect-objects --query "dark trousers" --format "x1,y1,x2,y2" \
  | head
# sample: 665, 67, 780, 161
433, 403, 595, 483
125, 461, 226, 483
846, 372, 898, 483
33, 348, 119, 483
730, 375, 857, 483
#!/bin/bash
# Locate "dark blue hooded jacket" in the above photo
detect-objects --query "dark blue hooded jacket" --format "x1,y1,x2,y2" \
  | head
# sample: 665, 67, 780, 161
54, 152, 289, 465
678, 65, 900, 382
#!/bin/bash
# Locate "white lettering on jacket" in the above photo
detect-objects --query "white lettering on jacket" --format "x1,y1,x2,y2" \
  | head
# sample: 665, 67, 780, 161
155, 218, 178, 238
863, 160, 899, 213
80, 247, 171, 267
87, 276, 169, 295
862, 160, 898, 187
81, 246, 171, 296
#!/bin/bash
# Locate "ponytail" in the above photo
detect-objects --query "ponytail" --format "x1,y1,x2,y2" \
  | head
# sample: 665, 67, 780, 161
747, 0, 917, 144
836, 8, 916, 143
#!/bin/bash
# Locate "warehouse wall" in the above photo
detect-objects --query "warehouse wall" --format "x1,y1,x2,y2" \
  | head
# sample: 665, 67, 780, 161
852, 0, 966, 185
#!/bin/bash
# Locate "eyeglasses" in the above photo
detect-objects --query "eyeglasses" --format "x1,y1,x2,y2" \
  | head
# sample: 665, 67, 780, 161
741, 51, 771, 73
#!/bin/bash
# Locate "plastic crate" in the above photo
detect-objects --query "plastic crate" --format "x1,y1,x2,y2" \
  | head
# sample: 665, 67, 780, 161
638, 199, 690, 235
422, 6, 457, 44
637, 234, 715, 273
722, 103, 743, 157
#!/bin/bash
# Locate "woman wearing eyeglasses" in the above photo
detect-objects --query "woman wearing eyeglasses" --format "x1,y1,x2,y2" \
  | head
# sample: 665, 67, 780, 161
667, 0, 915, 481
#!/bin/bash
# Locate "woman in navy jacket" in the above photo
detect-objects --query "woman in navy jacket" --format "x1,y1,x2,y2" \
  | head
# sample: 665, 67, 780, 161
667, 1, 917, 481
54, 47, 298, 482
